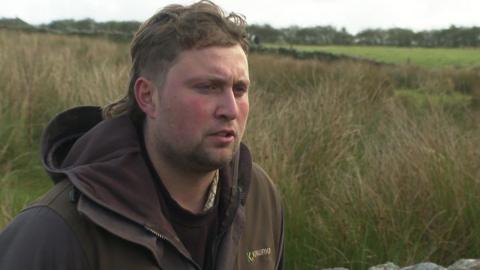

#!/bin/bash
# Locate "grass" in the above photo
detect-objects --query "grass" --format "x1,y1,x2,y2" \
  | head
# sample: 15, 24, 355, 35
0, 158, 50, 225
395, 89, 471, 109
0, 29, 129, 227
246, 55, 480, 268
1, 29, 480, 269
264, 44, 480, 68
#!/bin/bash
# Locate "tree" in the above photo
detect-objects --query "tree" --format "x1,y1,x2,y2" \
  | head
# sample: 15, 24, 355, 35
247, 24, 283, 43
355, 29, 387, 45
385, 28, 415, 46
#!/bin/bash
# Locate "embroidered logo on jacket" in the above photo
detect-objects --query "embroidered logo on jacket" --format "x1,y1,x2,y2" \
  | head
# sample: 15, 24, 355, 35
246, 247, 271, 263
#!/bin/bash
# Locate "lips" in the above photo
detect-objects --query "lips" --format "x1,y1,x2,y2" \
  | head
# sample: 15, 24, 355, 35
214, 130, 235, 137
209, 129, 236, 145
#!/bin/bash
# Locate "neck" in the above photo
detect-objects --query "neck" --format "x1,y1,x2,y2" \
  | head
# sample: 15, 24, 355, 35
144, 132, 216, 214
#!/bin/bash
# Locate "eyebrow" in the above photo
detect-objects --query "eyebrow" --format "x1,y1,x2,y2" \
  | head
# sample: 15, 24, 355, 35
185, 75, 250, 86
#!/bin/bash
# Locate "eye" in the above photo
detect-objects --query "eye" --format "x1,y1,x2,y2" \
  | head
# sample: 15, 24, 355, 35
233, 83, 248, 97
195, 83, 220, 93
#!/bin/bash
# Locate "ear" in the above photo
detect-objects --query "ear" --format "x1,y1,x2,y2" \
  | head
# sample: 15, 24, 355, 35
134, 77, 157, 118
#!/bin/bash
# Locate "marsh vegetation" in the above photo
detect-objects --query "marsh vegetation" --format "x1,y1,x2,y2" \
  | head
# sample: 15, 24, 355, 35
0, 30, 479, 269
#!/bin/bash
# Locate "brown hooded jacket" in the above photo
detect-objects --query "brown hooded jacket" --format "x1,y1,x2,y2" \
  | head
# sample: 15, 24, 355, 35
0, 106, 284, 270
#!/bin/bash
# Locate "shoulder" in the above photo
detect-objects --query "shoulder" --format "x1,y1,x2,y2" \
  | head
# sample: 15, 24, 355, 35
237, 163, 284, 269
0, 204, 89, 270
244, 162, 283, 226
249, 163, 282, 209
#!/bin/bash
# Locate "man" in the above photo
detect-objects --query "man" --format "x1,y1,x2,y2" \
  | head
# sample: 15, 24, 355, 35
0, 1, 284, 269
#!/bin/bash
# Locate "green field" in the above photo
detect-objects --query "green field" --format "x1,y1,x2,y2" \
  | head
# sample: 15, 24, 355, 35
1, 30, 480, 269
265, 44, 480, 68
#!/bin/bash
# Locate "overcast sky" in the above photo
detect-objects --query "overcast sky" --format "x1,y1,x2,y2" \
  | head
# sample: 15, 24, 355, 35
2, 0, 479, 34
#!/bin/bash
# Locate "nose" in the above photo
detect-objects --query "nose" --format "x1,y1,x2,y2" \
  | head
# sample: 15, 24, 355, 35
215, 89, 239, 120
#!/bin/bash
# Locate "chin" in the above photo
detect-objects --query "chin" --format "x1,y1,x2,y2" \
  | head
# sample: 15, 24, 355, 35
209, 154, 235, 167
198, 152, 235, 170
190, 143, 239, 170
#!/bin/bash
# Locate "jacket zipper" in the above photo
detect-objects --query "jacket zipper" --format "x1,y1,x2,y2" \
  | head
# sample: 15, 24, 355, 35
144, 225, 168, 241
144, 225, 201, 270
209, 231, 225, 270
207, 186, 242, 270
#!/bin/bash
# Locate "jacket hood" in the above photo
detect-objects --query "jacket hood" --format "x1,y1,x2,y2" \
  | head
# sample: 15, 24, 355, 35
41, 106, 104, 184
41, 106, 252, 233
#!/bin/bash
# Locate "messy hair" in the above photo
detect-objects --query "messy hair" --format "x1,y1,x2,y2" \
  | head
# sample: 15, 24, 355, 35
102, 0, 249, 124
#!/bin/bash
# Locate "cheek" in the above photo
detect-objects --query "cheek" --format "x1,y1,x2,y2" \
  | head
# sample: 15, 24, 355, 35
238, 99, 250, 124
172, 98, 211, 133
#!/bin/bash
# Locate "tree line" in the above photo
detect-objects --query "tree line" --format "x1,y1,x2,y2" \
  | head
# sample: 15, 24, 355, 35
1, 17, 480, 47
248, 24, 480, 47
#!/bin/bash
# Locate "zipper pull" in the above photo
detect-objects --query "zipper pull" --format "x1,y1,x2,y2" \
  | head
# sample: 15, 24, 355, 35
144, 225, 201, 270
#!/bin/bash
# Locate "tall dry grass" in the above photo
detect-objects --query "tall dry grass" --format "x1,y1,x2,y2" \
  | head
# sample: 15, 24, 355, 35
0, 30, 129, 227
246, 54, 480, 269
1, 30, 479, 269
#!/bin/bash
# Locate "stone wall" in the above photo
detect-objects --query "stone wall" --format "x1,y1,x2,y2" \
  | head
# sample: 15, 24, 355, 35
324, 259, 480, 270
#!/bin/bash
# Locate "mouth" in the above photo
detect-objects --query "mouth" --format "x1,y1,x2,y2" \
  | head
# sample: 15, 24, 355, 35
209, 129, 237, 144
214, 130, 236, 138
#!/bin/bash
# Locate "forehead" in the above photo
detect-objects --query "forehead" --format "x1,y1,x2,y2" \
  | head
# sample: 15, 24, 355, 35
166, 45, 249, 81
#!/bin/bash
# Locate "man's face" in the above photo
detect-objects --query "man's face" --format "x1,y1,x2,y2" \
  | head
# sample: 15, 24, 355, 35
146, 44, 250, 172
